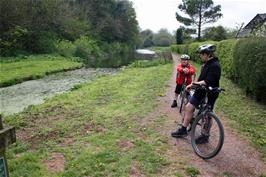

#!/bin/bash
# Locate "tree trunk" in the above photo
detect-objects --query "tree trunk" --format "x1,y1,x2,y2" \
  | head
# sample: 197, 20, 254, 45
198, 21, 201, 40
198, 0, 202, 40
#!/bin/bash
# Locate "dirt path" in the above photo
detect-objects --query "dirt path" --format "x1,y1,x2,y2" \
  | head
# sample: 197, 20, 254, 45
151, 54, 266, 177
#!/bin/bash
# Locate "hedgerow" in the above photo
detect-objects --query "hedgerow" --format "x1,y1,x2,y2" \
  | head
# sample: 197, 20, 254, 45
233, 37, 266, 103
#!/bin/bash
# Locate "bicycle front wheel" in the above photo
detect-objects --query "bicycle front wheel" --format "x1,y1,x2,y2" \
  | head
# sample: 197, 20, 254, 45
191, 112, 224, 159
179, 93, 185, 114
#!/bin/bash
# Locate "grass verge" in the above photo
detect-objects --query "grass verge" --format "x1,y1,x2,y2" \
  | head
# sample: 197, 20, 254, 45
5, 60, 173, 176
216, 77, 266, 158
0, 55, 83, 87
148, 46, 171, 53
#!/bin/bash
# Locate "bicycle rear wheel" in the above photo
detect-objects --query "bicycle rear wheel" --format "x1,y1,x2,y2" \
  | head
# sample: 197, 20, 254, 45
191, 112, 224, 159
179, 92, 188, 112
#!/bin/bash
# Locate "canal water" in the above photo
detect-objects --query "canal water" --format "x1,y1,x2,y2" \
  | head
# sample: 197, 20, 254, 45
0, 68, 118, 115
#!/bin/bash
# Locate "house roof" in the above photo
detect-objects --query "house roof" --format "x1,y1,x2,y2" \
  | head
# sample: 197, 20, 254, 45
237, 13, 266, 38
258, 13, 266, 20
245, 13, 266, 29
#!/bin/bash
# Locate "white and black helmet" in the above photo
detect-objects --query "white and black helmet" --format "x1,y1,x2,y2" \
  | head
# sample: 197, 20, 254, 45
197, 44, 216, 54
180, 54, 190, 60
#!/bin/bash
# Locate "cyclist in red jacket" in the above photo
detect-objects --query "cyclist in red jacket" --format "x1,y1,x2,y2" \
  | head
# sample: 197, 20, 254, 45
171, 54, 196, 108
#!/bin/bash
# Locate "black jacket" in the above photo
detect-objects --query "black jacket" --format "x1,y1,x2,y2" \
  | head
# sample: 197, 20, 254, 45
198, 57, 221, 88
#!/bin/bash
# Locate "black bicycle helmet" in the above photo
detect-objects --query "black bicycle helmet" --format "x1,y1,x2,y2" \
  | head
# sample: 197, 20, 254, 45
197, 44, 216, 54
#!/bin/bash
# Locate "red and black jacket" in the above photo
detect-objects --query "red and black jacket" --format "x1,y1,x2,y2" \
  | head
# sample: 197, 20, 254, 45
176, 64, 196, 85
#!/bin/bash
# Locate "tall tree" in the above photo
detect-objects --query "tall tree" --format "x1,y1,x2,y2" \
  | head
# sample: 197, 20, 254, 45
140, 29, 154, 48
203, 26, 227, 41
176, 28, 183, 44
0, 0, 139, 56
74, 0, 138, 45
153, 29, 174, 47
176, 0, 222, 40
175, 26, 196, 44
113, 0, 139, 45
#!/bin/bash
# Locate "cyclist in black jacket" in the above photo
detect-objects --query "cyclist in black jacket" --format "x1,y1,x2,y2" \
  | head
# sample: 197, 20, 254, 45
171, 44, 221, 143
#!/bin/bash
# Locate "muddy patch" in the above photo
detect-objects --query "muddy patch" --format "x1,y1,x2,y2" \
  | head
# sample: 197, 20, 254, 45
81, 122, 107, 135
43, 153, 65, 173
117, 139, 135, 151
129, 162, 145, 177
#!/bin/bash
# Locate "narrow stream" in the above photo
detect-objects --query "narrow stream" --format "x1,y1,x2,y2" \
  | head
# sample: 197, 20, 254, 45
0, 68, 119, 116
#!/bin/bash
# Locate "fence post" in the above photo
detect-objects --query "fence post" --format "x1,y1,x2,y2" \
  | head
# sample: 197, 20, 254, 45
0, 115, 16, 177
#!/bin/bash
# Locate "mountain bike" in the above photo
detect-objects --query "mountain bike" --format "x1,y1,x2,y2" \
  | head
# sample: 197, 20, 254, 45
185, 83, 225, 159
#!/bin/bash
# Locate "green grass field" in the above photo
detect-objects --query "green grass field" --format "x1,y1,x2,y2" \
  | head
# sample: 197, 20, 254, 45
0, 55, 83, 87
5, 61, 175, 177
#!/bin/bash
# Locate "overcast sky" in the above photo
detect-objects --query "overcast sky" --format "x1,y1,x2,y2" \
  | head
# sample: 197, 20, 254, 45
130, 0, 266, 33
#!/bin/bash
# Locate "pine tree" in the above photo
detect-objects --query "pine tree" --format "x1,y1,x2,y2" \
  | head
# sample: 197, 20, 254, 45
176, 0, 222, 40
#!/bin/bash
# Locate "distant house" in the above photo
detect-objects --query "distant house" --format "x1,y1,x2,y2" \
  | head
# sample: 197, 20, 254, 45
236, 13, 266, 38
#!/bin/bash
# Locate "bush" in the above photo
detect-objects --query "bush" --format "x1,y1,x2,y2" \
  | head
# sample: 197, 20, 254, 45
15, 31, 56, 54
153, 38, 172, 47
55, 40, 76, 57
216, 39, 237, 79
54, 35, 136, 68
171, 44, 188, 54
1, 29, 58, 56
99, 42, 135, 68
0, 26, 29, 56
233, 37, 266, 103
37, 32, 57, 54
74, 36, 101, 58
187, 42, 202, 62
188, 41, 218, 62
74, 35, 102, 66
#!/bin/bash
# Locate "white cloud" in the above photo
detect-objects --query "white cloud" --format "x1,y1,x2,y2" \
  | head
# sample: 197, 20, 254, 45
130, 0, 266, 32
213, 0, 266, 28
131, 0, 181, 32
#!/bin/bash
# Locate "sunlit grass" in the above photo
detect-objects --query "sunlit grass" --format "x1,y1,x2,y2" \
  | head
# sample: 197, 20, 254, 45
0, 55, 82, 87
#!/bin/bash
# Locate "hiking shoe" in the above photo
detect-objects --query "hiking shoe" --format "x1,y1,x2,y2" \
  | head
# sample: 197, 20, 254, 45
171, 100, 177, 108
171, 128, 188, 138
195, 134, 209, 144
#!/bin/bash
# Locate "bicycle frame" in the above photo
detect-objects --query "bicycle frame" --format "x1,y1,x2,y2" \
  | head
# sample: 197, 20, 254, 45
179, 81, 188, 114
179, 73, 196, 114
189, 85, 224, 129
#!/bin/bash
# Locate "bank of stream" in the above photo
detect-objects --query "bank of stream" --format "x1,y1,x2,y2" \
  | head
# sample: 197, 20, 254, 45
0, 68, 119, 115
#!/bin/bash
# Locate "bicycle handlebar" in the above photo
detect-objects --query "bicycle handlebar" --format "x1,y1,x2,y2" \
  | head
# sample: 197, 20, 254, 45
191, 83, 225, 93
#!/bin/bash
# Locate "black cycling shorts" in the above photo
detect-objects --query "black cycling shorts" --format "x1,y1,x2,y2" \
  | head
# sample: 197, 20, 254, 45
175, 84, 183, 94
189, 89, 219, 110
